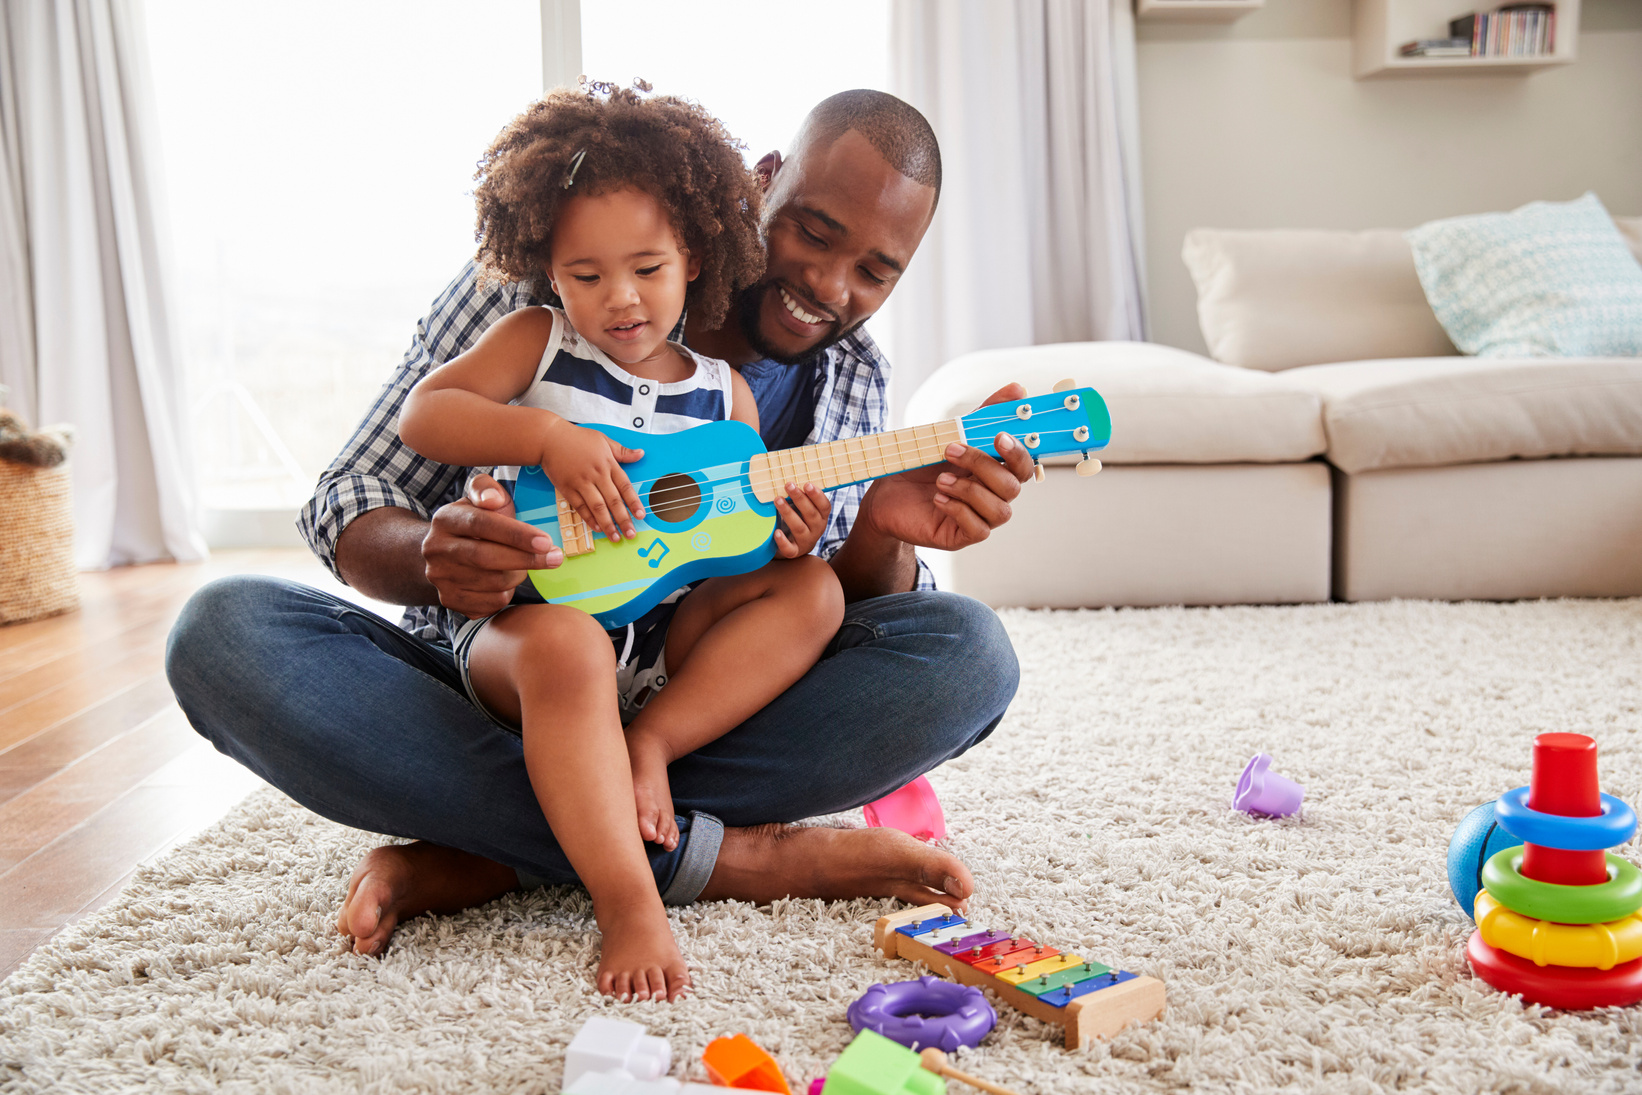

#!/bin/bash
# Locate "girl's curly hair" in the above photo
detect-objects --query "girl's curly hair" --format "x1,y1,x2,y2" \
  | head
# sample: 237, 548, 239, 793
473, 81, 765, 331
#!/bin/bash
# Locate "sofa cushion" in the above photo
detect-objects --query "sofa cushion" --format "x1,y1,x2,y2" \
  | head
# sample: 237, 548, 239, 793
1614, 215, 1642, 264
1282, 357, 1642, 474
1407, 193, 1642, 358
1182, 228, 1457, 371
905, 341, 1326, 465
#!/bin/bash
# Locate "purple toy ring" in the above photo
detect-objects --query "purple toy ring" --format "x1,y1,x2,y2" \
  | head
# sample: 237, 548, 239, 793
846, 975, 997, 1052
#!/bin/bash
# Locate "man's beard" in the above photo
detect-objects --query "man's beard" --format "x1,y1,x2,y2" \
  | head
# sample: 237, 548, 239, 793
735, 281, 857, 366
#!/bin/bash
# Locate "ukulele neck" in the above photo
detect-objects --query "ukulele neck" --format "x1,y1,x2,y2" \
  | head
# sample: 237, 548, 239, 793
747, 418, 965, 503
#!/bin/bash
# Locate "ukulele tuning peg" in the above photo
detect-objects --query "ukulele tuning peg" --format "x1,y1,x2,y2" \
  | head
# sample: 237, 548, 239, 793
1051, 378, 1076, 393
1033, 460, 1046, 483
1076, 454, 1102, 477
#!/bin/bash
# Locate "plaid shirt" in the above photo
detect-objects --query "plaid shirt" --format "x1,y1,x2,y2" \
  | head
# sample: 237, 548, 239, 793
299, 261, 935, 643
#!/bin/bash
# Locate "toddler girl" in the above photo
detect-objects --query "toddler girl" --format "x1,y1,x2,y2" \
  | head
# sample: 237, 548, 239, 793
397, 83, 844, 1002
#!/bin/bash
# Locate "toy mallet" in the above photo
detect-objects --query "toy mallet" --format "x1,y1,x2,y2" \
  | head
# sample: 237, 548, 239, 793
917, 1049, 1025, 1095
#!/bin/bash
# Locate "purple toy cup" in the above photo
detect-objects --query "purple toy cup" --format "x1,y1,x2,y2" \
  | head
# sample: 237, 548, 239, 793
1234, 754, 1303, 817
863, 775, 946, 841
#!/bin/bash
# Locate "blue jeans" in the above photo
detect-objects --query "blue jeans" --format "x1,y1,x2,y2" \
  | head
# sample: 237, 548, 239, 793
164, 576, 1018, 903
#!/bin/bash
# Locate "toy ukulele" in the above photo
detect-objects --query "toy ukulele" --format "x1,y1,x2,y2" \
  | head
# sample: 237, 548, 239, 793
513, 380, 1110, 628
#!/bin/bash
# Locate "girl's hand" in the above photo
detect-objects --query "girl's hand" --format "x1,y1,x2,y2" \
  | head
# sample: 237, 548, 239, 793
540, 422, 647, 542
773, 482, 831, 558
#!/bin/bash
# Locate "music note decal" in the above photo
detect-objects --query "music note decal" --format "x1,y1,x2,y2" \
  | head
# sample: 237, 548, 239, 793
637, 538, 670, 568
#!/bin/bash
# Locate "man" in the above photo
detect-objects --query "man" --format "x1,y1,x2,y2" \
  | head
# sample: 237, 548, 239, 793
166, 89, 1034, 961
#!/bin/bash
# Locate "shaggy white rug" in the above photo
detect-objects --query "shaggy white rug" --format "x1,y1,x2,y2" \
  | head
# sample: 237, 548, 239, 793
4, 600, 1641, 1094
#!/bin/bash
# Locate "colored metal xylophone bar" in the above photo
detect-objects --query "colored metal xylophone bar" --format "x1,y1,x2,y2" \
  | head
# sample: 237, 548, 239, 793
872, 904, 1166, 1050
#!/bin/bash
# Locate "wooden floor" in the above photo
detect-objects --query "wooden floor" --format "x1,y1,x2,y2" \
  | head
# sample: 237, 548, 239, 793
0, 548, 381, 981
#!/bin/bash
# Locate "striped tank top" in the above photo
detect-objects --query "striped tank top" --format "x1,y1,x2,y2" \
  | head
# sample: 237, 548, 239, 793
487, 306, 733, 496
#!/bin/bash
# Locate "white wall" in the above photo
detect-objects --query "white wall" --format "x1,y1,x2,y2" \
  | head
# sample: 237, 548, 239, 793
1136, 0, 1642, 354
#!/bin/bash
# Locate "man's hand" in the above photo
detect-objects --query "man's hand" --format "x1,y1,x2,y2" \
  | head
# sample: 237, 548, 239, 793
855, 383, 1035, 552
423, 473, 564, 618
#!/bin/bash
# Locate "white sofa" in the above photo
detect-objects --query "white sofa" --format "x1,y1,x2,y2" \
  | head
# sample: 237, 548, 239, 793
908, 219, 1642, 606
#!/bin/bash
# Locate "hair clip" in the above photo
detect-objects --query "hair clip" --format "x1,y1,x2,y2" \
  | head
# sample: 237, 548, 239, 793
562, 148, 587, 190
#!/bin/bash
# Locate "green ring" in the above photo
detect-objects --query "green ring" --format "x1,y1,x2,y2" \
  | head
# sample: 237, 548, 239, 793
1481, 849, 1642, 925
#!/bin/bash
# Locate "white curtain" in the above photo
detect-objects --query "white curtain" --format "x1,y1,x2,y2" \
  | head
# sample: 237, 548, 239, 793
0, 0, 205, 568
887, 0, 1148, 423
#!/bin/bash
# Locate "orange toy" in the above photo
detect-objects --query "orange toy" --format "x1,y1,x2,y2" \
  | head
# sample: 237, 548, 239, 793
702, 1034, 791, 1094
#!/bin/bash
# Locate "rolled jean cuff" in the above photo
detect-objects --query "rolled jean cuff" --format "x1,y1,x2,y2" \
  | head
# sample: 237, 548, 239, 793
660, 811, 723, 905
513, 810, 724, 905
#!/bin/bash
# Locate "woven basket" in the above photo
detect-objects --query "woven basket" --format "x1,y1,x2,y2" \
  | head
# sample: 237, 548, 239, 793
0, 458, 79, 625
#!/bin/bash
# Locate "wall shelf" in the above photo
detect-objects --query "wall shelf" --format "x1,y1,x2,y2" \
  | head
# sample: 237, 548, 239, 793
1136, 0, 1265, 23
1352, 0, 1579, 78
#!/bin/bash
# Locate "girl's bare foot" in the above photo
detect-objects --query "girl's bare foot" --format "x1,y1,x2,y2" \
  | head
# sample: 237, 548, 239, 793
336, 842, 517, 956
593, 888, 692, 1001
626, 731, 679, 850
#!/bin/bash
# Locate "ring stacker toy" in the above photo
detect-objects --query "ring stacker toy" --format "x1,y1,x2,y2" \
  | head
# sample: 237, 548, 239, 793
873, 905, 1165, 1049
1465, 733, 1642, 1008
863, 776, 946, 842
702, 1034, 791, 1094
848, 977, 996, 1051
1234, 754, 1304, 817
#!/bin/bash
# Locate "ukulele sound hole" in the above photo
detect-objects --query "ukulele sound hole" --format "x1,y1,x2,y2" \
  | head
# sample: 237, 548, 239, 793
647, 473, 703, 524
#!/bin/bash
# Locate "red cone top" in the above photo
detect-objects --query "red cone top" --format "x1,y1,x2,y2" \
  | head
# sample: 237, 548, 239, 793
1528, 732, 1601, 817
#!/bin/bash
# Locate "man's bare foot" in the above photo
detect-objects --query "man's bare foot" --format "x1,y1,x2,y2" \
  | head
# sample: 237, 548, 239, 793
626, 732, 679, 850
697, 823, 975, 909
592, 889, 691, 1002
336, 842, 518, 956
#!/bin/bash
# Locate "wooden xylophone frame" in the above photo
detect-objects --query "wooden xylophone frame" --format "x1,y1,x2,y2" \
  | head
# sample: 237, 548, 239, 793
872, 903, 1166, 1050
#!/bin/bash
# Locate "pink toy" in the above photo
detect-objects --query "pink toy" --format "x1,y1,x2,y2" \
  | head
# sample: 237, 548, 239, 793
863, 776, 946, 841
1234, 754, 1304, 817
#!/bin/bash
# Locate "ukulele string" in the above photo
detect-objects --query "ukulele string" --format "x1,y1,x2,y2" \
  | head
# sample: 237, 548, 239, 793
555, 422, 1093, 531
620, 422, 1090, 508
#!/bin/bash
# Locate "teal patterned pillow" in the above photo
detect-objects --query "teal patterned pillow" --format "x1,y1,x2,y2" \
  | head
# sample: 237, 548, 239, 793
1407, 193, 1642, 357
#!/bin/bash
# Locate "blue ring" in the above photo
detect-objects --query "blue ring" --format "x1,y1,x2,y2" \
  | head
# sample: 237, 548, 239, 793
1493, 787, 1637, 851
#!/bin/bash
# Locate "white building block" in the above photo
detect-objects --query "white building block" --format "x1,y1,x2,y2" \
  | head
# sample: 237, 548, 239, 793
563, 1017, 672, 1089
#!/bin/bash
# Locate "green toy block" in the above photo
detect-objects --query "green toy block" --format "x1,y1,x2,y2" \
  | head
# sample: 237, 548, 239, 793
820, 1030, 944, 1095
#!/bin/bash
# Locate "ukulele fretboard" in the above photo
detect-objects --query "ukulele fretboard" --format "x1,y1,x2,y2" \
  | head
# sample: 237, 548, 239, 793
747, 418, 965, 503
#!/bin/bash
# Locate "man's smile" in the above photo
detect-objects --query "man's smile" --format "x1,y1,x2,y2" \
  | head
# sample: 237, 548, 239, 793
777, 284, 833, 330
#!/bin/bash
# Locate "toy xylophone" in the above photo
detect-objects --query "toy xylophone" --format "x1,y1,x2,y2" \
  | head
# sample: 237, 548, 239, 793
873, 904, 1165, 1050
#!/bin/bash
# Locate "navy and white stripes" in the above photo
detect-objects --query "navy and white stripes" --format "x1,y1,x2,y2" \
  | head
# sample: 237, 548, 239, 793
488, 307, 732, 503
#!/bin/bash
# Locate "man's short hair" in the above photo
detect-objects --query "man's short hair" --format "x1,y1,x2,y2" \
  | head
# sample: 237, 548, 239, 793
794, 90, 942, 207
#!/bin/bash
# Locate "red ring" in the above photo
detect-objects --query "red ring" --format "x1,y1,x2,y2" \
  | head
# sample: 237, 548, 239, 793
1467, 931, 1642, 1008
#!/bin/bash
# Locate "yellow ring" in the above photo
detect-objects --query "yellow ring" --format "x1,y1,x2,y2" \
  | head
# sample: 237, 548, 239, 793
1475, 891, 1642, 970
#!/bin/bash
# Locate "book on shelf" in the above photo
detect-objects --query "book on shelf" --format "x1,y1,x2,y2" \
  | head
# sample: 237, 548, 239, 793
1399, 38, 1473, 56
1449, 5, 1557, 59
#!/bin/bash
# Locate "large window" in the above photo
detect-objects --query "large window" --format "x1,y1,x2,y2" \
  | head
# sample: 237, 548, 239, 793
145, 1, 542, 524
